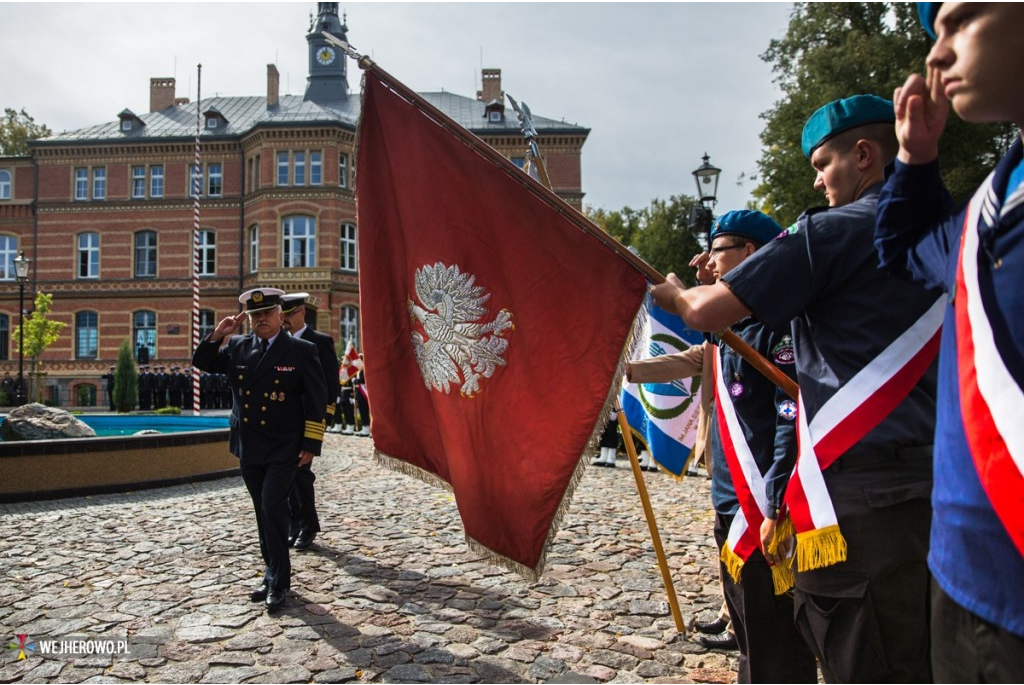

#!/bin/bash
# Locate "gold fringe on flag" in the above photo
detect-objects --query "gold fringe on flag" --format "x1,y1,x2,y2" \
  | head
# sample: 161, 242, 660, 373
796, 524, 848, 572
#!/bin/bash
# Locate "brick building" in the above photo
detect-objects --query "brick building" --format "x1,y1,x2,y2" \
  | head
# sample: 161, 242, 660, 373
0, 3, 588, 408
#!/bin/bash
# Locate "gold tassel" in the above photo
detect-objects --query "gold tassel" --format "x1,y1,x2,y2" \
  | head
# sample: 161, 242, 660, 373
796, 524, 847, 572
719, 543, 745, 585
766, 515, 796, 594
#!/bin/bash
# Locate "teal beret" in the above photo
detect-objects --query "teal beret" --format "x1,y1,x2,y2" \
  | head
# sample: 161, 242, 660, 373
710, 210, 783, 247
801, 95, 895, 157
917, 3, 940, 39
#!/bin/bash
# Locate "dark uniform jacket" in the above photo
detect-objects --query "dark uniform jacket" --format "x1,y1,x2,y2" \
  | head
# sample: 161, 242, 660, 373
192, 332, 328, 464
297, 327, 340, 427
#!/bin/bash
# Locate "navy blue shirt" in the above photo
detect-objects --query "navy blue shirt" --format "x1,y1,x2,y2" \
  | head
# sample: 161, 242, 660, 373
724, 187, 939, 454
708, 319, 798, 517
876, 139, 1024, 638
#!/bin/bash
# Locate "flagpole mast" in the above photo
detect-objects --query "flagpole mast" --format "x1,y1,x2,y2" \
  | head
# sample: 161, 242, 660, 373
337, 41, 797, 402
191, 63, 202, 414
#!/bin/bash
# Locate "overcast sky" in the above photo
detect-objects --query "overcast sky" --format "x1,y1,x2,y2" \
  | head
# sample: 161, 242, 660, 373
1, 2, 794, 214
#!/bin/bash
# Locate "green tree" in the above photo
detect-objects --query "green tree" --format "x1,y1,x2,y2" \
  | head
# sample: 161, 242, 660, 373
113, 339, 139, 413
0, 108, 52, 156
14, 292, 66, 365
587, 195, 704, 278
754, 2, 1014, 227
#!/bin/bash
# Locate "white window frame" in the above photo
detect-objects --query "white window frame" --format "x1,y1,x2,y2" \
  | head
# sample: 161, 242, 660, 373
134, 230, 157, 278
197, 230, 216, 276
282, 216, 316, 268
92, 168, 106, 200
207, 163, 222, 197
310, 151, 322, 186
150, 165, 164, 198
340, 305, 359, 349
0, 170, 10, 200
249, 224, 259, 273
340, 222, 357, 272
75, 168, 88, 200
0, 236, 17, 281
75, 311, 99, 360
77, 232, 100, 279
277, 152, 289, 186
339, 153, 348, 189
293, 151, 306, 187
132, 166, 146, 198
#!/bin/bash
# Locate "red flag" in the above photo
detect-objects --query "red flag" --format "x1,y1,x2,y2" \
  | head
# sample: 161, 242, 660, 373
340, 341, 361, 381
356, 68, 647, 578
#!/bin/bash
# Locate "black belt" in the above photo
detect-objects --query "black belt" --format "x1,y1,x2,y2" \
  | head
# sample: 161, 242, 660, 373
828, 444, 933, 472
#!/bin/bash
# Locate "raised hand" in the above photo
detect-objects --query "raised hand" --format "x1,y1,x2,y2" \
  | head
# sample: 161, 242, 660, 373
894, 67, 949, 165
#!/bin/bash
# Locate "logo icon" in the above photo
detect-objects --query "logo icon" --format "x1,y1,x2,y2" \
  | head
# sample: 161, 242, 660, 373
8, 634, 34, 660
408, 262, 513, 397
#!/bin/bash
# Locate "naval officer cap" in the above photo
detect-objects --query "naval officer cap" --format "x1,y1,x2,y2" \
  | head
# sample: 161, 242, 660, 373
710, 210, 784, 247
801, 94, 895, 157
917, 2, 940, 39
281, 291, 310, 314
239, 287, 285, 313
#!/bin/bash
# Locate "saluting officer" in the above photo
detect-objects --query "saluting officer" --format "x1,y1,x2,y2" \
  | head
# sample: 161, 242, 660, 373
191, 287, 327, 612
281, 292, 340, 550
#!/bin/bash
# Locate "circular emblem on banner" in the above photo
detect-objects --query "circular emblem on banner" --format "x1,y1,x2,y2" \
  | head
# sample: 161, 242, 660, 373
778, 399, 797, 421
408, 262, 514, 398
728, 382, 744, 398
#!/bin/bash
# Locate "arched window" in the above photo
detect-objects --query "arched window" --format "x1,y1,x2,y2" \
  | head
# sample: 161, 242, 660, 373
340, 305, 359, 349
133, 310, 156, 362
249, 224, 260, 273
75, 311, 99, 359
0, 170, 11, 200
340, 222, 357, 272
77, 232, 99, 279
134, 230, 157, 277
282, 216, 316, 268
0, 236, 17, 281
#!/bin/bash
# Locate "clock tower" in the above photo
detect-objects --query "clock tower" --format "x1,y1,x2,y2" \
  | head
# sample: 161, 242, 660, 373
304, 2, 349, 103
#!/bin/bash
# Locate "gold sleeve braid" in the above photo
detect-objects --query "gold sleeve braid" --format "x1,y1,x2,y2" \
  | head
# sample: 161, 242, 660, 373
304, 419, 326, 442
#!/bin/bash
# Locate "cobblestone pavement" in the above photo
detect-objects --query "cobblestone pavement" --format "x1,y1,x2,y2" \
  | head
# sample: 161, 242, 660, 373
0, 435, 739, 684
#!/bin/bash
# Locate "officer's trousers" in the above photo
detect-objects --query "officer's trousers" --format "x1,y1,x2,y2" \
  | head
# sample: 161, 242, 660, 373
241, 460, 297, 591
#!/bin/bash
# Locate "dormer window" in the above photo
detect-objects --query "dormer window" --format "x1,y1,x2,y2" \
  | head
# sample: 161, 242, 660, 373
117, 109, 145, 133
483, 99, 505, 124
203, 106, 228, 131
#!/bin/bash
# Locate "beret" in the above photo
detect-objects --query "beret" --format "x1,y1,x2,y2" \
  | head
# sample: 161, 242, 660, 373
917, 3, 940, 40
710, 210, 783, 247
801, 94, 895, 157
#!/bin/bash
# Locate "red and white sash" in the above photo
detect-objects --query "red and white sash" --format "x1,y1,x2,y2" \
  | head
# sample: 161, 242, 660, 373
713, 346, 793, 592
784, 296, 944, 572
956, 180, 1024, 557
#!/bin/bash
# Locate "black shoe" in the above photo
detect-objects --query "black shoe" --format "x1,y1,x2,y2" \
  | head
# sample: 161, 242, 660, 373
293, 531, 317, 549
699, 633, 738, 651
694, 617, 728, 634
287, 533, 298, 547
265, 588, 287, 611
249, 585, 268, 603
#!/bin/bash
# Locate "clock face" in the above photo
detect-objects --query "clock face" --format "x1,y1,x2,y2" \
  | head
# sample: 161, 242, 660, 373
316, 46, 336, 66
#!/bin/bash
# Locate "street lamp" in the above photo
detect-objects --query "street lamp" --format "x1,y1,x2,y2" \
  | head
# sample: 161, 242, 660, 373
689, 153, 722, 248
13, 251, 30, 406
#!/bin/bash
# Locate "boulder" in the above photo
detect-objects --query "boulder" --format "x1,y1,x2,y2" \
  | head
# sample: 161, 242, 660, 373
0, 403, 96, 441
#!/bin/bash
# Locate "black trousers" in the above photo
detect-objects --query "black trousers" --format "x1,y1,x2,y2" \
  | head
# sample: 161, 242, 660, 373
288, 463, 320, 536
340, 387, 355, 426
931, 578, 1024, 683
715, 513, 818, 684
241, 460, 297, 591
793, 452, 933, 683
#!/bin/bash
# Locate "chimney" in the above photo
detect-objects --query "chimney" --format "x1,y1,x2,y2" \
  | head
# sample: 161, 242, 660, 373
267, 64, 280, 108
149, 78, 176, 112
477, 68, 503, 103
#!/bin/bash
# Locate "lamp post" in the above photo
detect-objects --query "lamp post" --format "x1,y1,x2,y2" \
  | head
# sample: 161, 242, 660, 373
689, 152, 721, 248
13, 250, 29, 406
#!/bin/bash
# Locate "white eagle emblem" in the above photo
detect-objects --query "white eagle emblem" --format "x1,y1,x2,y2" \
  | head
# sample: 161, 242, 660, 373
408, 262, 514, 397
